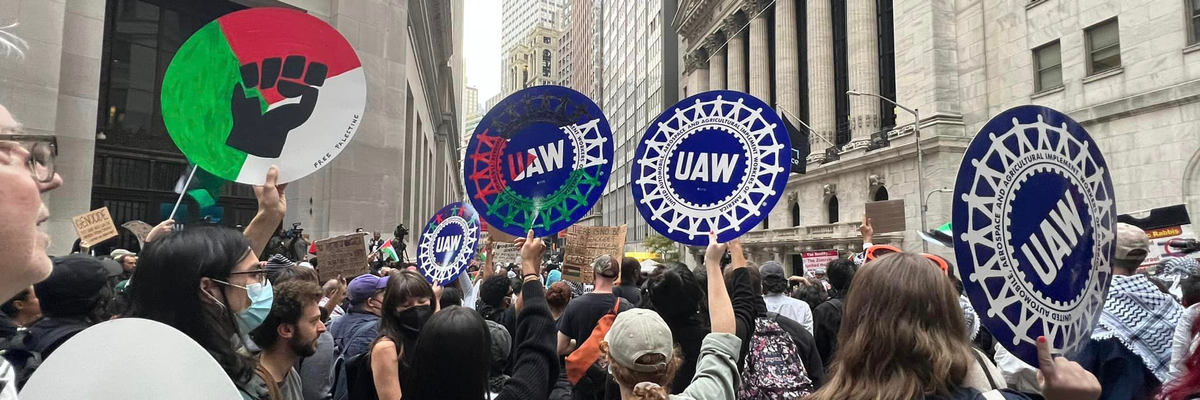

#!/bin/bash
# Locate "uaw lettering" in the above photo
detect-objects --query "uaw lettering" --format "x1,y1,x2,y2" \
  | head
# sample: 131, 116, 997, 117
435, 235, 462, 253
674, 152, 740, 183
510, 139, 566, 181
1019, 190, 1085, 285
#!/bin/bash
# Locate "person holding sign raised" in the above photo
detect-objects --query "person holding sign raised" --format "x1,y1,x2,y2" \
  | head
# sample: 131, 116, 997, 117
805, 252, 1101, 400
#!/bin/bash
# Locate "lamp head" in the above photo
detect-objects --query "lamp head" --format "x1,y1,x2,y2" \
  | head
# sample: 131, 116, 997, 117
846, 90, 862, 96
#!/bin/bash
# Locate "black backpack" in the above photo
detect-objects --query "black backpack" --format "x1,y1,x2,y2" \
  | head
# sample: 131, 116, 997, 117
0, 330, 42, 391
333, 351, 378, 400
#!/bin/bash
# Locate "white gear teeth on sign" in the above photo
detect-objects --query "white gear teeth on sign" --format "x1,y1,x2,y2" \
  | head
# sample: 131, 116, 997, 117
961, 113, 1114, 357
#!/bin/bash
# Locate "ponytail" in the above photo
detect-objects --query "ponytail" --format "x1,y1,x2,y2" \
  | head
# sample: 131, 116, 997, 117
631, 382, 668, 400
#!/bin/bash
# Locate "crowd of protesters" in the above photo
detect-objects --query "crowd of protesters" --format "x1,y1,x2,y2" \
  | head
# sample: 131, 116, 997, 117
2, 30, 1200, 400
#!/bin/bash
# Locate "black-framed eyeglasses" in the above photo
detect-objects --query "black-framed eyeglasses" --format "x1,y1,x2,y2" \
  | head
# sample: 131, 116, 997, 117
0, 131, 57, 184
228, 268, 268, 286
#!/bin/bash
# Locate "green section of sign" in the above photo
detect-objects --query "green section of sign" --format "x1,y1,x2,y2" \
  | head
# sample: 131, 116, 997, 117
161, 22, 262, 181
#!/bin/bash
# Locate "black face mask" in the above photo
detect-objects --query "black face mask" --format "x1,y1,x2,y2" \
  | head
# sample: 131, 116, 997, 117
397, 305, 432, 339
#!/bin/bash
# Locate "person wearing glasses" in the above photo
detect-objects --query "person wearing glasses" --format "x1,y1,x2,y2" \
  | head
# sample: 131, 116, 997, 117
0, 102, 63, 398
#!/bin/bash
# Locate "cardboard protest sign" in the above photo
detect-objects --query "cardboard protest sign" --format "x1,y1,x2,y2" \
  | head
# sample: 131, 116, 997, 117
72, 207, 119, 247
1118, 204, 1197, 272
21, 318, 240, 400
464, 85, 613, 238
161, 8, 365, 185
632, 90, 791, 246
417, 202, 481, 285
800, 250, 839, 273
953, 105, 1116, 367
490, 242, 521, 268
121, 220, 154, 246
314, 233, 369, 282
562, 225, 627, 283
864, 199, 906, 233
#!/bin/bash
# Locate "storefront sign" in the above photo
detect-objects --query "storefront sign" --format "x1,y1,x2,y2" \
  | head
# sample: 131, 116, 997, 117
632, 90, 791, 246
417, 202, 481, 285
72, 207, 119, 247
161, 8, 365, 185
464, 85, 613, 238
314, 233, 369, 282
562, 225, 627, 283
953, 105, 1116, 367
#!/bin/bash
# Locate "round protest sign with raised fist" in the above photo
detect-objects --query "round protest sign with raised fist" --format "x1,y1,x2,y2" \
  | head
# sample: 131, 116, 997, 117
632, 90, 791, 246
161, 8, 365, 185
953, 105, 1116, 366
464, 85, 613, 238
417, 202, 481, 285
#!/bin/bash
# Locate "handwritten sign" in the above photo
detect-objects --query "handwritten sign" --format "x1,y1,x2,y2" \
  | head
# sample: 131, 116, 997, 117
563, 225, 627, 283
121, 221, 154, 246
864, 199, 906, 234
314, 233, 368, 282
490, 242, 521, 268
72, 208, 119, 247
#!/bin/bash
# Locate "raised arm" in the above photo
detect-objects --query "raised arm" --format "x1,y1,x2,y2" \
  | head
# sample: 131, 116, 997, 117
481, 236, 496, 281
706, 233, 734, 334
244, 166, 287, 258
498, 230, 559, 400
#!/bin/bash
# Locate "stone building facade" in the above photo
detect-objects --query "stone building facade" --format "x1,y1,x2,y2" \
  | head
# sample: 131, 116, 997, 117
673, 0, 1200, 275
0, 0, 466, 255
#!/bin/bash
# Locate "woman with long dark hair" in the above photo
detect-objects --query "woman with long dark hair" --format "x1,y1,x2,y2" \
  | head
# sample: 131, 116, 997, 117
808, 252, 1101, 400
125, 226, 272, 398
369, 269, 436, 400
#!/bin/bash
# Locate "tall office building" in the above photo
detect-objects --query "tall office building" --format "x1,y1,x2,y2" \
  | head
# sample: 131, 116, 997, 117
501, 0, 565, 95
596, 0, 680, 247
564, 0, 602, 99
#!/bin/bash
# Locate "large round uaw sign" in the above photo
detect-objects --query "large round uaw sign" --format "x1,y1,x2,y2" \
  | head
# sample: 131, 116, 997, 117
161, 8, 365, 185
953, 105, 1116, 366
632, 91, 790, 246
417, 202, 481, 285
464, 86, 612, 238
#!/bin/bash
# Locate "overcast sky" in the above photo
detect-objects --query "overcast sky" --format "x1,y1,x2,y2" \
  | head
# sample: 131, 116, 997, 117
463, 0, 502, 106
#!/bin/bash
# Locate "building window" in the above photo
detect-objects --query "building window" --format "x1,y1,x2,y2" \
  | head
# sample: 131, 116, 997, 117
1033, 41, 1062, 92
832, 0, 850, 146
828, 196, 839, 224
1190, 0, 1200, 45
873, 186, 889, 201
1086, 19, 1121, 75
544, 36, 551, 44
876, 0, 897, 130
791, 202, 801, 227
543, 49, 552, 77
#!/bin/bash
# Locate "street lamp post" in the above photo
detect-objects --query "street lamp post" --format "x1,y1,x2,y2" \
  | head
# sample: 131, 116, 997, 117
846, 90, 927, 252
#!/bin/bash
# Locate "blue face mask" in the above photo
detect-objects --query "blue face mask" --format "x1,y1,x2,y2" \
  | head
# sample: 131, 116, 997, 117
208, 279, 274, 335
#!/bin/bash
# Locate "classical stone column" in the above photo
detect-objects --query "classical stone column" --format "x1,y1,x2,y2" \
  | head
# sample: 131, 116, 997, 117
807, 0, 836, 147
704, 33, 727, 90
849, 0, 881, 144
684, 49, 711, 96
723, 13, 748, 93
746, 1, 771, 101
775, 0, 801, 119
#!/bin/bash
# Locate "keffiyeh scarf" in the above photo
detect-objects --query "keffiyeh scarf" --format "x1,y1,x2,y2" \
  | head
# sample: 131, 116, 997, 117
1157, 257, 1200, 300
1093, 274, 1184, 382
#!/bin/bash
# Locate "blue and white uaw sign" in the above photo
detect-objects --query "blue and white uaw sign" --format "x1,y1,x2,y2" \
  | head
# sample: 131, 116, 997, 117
632, 90, 791, 246
417, 202, 481, 285
463, 85, 613, 238
953, 105, 1116, 367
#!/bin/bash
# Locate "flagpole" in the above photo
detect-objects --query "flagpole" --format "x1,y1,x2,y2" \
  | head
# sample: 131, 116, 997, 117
169, 166, 198, 221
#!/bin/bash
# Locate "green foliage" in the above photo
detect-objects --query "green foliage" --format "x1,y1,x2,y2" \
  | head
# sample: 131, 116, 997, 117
643, 233, 681, 262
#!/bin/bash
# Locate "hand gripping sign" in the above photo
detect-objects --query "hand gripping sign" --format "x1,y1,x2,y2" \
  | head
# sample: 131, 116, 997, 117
464, 86, 613, 238
417, 202, 482, 285
632, 91, 791, 246
161, 8, 365, 185
953, 105, 1116, 366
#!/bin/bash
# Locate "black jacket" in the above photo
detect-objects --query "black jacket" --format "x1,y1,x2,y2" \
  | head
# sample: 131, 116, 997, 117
25, 316, 91, 359
813, 294, 846, 369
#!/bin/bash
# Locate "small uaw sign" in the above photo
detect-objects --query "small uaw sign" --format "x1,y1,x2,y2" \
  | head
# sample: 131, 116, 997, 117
417, 202, 481, 285
632, 90, 791, 246
562, 225, 627, 283
953, 105, 1116, 367
72, 207, 119, 247
314, 233, 369, 283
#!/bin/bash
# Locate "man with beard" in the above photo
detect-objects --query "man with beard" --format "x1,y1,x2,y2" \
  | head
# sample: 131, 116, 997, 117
250, 280, 326, 400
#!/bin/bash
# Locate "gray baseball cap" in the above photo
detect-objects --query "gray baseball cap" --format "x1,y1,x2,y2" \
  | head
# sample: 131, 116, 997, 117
604, 309, 673, 372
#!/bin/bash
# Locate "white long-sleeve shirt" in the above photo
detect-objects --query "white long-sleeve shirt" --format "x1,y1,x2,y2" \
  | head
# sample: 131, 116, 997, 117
1170, 303, 1200, 380
763, 293, 814, 334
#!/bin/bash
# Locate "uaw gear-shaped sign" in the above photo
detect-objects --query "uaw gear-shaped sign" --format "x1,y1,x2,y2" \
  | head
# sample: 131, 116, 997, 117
633, 90, 791, 246
417, 202, 481, 285
464, 86, 613, 238
953, 105, 1116, 367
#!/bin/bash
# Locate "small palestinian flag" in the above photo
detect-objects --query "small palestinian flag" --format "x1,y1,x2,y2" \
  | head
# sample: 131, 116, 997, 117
919, 222, 953, 248
161, 8, 365, 185
379, 240, 400, 263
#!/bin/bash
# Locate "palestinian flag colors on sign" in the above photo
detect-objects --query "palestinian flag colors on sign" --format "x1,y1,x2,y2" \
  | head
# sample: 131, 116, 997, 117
161, 8, 366, 185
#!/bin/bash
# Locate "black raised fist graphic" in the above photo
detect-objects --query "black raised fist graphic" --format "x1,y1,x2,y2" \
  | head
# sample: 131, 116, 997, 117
225, 56, 328, 158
